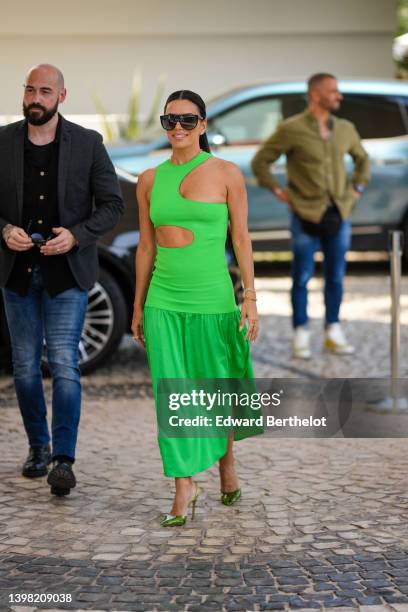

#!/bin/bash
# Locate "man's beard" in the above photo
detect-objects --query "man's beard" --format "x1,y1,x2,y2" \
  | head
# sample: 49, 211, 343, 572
326, 99, 341, 112
23, 100, 59, 126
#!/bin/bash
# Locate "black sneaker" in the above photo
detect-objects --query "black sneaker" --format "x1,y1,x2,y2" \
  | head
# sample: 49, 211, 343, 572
47, 460, 76, 497
22, 444, 52, 478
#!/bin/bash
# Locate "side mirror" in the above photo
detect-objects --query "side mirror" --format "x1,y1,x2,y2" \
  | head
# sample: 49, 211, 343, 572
207, 132, 227, 147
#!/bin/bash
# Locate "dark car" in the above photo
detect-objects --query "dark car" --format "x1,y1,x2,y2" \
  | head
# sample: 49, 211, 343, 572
0, 168, 243, 373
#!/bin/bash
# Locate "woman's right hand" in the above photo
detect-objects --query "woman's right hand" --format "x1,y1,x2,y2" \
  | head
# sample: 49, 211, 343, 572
131, 306, 145, 348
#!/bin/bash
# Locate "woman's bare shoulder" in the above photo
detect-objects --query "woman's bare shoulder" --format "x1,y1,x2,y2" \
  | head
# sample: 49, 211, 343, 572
211, 157, 244, 184
137, 167, 156, 190
211, 156, 241, 173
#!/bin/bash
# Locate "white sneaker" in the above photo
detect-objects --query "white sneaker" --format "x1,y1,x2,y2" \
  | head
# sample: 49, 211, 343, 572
293, 326, 311, 359
324, 323, 355, 355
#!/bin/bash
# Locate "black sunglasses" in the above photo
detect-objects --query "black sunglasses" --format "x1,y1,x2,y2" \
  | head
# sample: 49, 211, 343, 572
160, 113, 203, 131
26, 221, 53, 246
31, 232, 54, 246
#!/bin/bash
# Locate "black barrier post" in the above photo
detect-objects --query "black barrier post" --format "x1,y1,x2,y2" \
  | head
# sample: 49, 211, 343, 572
390, 231, 404, 410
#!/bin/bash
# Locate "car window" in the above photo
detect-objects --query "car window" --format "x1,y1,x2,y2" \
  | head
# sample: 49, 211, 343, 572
335, 94, 407, 139
208, 94, 306, 144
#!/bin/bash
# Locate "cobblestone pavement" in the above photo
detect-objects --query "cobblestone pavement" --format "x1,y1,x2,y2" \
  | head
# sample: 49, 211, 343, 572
0, 272, 407, 611
252, 272, 408, 379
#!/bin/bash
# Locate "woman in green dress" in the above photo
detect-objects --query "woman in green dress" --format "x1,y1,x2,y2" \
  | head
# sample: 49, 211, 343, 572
132, 90, 260, 526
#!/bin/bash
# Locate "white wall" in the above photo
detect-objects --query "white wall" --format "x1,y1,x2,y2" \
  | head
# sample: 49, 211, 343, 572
0, 0, 397, 116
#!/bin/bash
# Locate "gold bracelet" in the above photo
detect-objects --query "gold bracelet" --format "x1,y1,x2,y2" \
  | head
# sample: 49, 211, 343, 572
244, 290, 257, 300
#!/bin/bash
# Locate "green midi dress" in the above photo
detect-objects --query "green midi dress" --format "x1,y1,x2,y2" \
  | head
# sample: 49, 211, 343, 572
143, 151, 259, 477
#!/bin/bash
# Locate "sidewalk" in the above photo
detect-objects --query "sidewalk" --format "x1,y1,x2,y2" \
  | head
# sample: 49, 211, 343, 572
0, 273, 407, 611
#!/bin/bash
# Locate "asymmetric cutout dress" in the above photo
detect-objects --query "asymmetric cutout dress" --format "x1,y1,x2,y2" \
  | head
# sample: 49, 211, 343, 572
143, 150, 258, 477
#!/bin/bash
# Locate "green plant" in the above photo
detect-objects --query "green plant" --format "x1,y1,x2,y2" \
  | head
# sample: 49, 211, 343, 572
124, 72, 141, 141
397, 0, 408, 36
144, 75, 166, 131
92, 93, 115, 143
395, 0, 408, 78
94, 70, 166, 143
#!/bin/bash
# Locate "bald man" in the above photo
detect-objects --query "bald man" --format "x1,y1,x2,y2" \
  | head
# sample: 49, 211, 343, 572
0, 64, 124, 496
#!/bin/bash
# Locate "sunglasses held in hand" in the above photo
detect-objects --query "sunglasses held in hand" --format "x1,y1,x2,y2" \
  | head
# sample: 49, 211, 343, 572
26, 221, 54, 246
160, 113, 203, 131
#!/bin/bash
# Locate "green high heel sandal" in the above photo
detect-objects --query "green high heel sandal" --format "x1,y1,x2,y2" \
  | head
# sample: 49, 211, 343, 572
221, 488, 241, 505
160, 482, 201, 527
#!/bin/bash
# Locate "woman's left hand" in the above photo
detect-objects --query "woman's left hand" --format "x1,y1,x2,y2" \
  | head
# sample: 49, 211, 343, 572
239, 298, 259, 342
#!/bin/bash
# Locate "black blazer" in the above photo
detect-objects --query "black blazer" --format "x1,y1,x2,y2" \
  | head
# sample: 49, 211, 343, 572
0, 115, 124, 290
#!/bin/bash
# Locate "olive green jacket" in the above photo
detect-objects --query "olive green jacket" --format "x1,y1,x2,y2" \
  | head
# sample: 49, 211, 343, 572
251, 110, 370, 223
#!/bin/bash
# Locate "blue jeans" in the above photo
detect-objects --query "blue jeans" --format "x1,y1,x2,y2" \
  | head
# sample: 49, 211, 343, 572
2, 266, 88, 462
290, 213, 351, 328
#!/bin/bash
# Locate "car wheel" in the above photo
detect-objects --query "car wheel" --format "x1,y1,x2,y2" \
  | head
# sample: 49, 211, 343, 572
78, 268, 128, 374
41, 268, 128, 375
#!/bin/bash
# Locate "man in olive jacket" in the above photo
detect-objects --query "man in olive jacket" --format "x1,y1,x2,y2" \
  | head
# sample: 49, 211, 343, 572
0, 64, 124, 495
252, 73, 370, 359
